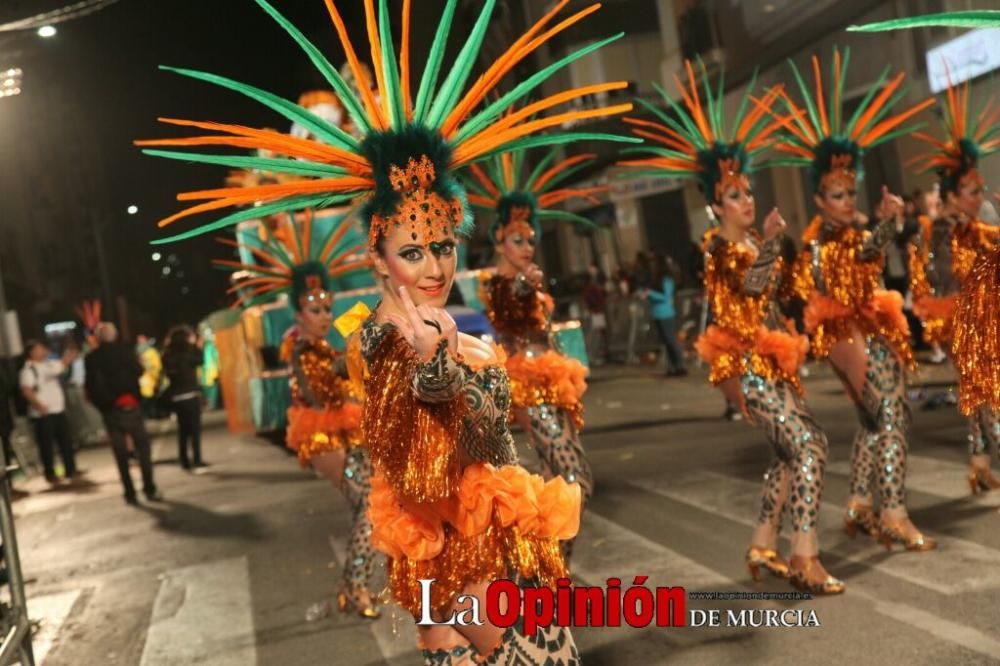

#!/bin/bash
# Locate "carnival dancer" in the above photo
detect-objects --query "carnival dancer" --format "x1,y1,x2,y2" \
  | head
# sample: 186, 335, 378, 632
138, 0, 637, 660
463, 149, 601, 561
216, 210, 380, 618
906, 78, 1000, 493
777, 47, 937, 551
620, 60, 842, 593
847, 0, 1000, 491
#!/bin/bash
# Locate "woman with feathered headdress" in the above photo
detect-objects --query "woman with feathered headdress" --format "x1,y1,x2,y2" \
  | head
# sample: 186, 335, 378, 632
852, 9, 1000, 496
218, 208, 381, 617
138, 0, 637, 659
778, 47, 937, 552
620, 60, 843, 594
464, 148, 601, 563
906, 76, 1000, 494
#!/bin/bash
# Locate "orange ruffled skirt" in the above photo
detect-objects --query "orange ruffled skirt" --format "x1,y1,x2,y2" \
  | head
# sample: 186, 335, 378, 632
285, 404, 364, 466
912, 294, 957, 347
695, 324, 809, 395
803, 289, 915, 369
368, 463, 580, 617
506, 351, 587, 430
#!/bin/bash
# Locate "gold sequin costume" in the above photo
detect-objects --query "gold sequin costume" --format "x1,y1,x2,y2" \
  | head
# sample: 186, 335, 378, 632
786, 216, 916, 369
282, 336, 364, 465
908, 72, 1000, 461
698, 232, 809, 394
139, 0, 637, 658
774, 47, 933, 512
619, 59, 832, 555
359, 316, 579, 616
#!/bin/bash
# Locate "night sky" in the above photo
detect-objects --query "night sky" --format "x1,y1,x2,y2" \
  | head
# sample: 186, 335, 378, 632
1, 0, 469, 337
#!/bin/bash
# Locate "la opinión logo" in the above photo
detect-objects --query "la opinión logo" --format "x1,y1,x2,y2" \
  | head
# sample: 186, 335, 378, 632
416, 577, 687, 635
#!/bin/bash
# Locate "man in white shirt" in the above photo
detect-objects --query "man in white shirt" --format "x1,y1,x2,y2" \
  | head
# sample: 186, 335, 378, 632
20, 340, 80, 484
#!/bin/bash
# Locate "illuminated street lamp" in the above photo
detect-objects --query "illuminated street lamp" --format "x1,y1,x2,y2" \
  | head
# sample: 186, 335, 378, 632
0, 68, 23, 99
37, 25, 56, 38
127, 204, 138, 215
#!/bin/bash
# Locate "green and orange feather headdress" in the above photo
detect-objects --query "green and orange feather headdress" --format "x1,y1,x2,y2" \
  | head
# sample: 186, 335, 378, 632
214, 209, 370, 310
136, 0, 638, 252
461, 147, 605, 242
908, 73, 1000, 195
771, 46, 934, 191
616, 59, 788, 203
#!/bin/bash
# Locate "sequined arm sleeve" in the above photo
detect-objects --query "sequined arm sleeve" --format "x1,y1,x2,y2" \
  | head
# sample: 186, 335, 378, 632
908, 230, 932, 300
780, 249, 813, 304
363, 327, 464, 502
859, 217, 896, 261
411, 339, 467, 403
743, 237, 781, 295
292, 345, 333, 409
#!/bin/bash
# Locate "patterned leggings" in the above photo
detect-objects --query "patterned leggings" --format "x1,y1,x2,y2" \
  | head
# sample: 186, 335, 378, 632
421, 580, 580, 666
741, 373, 828, 535
340, 447, 376, 592
967, 406, 1000, 458
516, 405, 593, 561
845, 337, 910, 510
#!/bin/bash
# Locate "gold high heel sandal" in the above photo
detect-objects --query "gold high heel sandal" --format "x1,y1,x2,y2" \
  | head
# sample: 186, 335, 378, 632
745, 546, 790, 582
788, 556, 845, 595
967, 466, 1000, 495
337, 586, 381, 619
844, 501, 879, 539
878, 519, 936, 552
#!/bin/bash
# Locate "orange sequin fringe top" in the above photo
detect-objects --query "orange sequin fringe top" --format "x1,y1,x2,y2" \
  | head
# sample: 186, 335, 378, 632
785, 217, 915, 368
359, 319, 579, 618
696, 232, 809, 394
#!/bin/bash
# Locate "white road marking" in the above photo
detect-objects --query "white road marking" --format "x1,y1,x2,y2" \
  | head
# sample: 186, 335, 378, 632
140, 556, 256, 666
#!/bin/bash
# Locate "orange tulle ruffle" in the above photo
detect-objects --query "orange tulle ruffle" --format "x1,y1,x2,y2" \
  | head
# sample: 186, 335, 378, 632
285, 404, 364, 466
803, 289, 915, 369
912, 295, 957, 346
368, 464, 579, 616
695, 324, 808, 395
506, 350, 587, 429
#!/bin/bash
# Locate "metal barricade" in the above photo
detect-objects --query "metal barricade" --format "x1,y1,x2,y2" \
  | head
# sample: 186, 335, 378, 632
0, 465, 34, 666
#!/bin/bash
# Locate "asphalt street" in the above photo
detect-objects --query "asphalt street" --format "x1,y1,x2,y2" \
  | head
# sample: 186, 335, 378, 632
10, 357, 1000, 665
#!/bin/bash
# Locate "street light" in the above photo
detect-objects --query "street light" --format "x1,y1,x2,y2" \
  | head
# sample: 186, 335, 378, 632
0, 68, 23, 99
151, 252, 162, 262
127, 205, 138, 215
37, 25, 56, 38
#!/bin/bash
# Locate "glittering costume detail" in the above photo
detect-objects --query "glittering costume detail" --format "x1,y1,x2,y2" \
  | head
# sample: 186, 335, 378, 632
480, 273, 552, 344
854, 338, 911, 510
282, 334, 376, 598
848, 429, 878, 499
360, 318, 577, 619
967, 406, 1000, 458
342, 446, 376, 591
284, 337, 364, 465
786, 217, 916, 369
696, 234, 809, 394
368, 155, 466, 254
421, 605, 581, 666
480, 274, 591, 560
909, 215, 998, 345
953, 247, 1000, 415
742, 373, 828, 535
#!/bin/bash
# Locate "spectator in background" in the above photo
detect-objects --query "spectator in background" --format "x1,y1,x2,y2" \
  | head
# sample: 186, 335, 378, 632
581, 266, 610, 366
19, 340, 79, 485
0, 359, 28, 498
647, 254, 687, 376
85, 323, 160, 505
135, 334, 164, 418
162, 326, 206, 471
